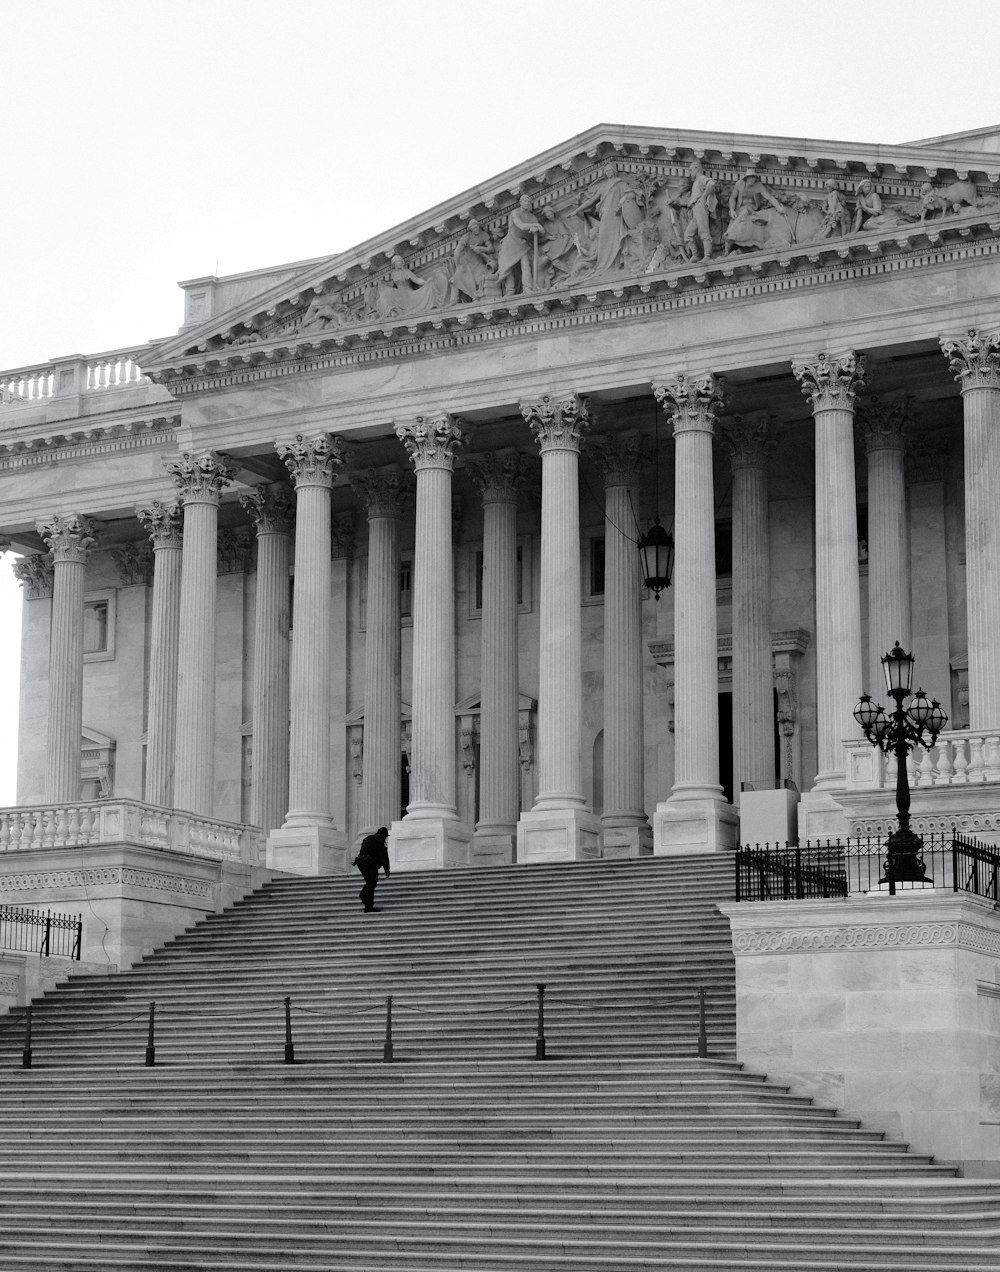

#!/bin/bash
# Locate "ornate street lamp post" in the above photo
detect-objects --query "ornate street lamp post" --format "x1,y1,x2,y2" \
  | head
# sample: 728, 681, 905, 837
853, 642, 948, 895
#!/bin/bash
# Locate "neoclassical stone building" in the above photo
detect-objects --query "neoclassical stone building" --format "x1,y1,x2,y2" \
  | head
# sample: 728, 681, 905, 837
4, 121, 1000, 896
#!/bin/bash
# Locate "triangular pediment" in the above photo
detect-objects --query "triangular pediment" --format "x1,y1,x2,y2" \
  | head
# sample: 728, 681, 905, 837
142, 122, 1000, 386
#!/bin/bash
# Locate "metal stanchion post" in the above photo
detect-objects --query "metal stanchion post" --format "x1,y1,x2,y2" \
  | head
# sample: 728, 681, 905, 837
284, 996, 294, 1064
21, 1006, 32, 1070
145, 1001, 156, 1067
535, 983, 546, 1060
383, 995, 394, 1062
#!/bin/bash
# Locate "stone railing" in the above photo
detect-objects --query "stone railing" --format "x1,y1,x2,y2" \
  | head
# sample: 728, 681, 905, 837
0, 346, 149, 407
845, 727, 1000, 790
0, 799, 265, 864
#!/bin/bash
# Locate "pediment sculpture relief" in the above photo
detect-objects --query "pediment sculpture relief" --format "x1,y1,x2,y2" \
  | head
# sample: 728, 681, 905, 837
198, 159, 1000, 353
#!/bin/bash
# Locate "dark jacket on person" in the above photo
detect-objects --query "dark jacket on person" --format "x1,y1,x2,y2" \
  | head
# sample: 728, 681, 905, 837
357, 830, 390, 876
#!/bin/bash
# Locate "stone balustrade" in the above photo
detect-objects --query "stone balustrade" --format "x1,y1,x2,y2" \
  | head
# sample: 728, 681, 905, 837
845, 726, 1000, 791
0, 347, 149, 407
0, 799, 264, 864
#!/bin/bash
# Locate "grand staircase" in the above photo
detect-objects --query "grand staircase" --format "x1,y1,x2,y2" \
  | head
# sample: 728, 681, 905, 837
1, 854, 999, 1270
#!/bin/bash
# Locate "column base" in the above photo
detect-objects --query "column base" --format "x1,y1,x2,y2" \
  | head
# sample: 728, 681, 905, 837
797, 787, 850, 841
266, 824, 349, 876
472, 825, 518, 867
654, 796, 738, 855
390, 814, 472, 872
516, 806, 601, 864
600, 814, 654, 859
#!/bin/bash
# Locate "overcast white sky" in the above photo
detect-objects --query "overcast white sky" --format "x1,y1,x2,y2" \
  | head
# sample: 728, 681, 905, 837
1, 0, 998, 804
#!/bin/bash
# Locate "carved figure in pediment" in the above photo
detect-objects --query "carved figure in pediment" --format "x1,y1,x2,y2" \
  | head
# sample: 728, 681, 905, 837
681, 160, 719, 260
573, 162, 649, 276
365, 254, 450, 321
497, 195, 547, 295
299, 291, 354, 332
919, 178, 977, 221
723, 171, 795, 254
852, 179, 882, 233
535, 206, 595, 287
816, 179, 851, 239
449, 218, 497, 303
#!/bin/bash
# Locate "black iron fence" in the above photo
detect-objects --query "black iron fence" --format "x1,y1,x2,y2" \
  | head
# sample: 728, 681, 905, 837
0, 906, 82, 959
735, 831, 1000, 903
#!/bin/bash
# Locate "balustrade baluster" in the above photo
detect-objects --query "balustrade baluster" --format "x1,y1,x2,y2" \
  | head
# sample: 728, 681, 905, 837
934, 738, 955, 785
969, 735, 987, 784
952, 737, 970, 784
0, 811, 10, 849
53, 806, 69, 846
39, 807, 55, 848
917, 746, 935, 787
9, 811, 22, 849
984, 735, 1000, 781
67, 805, 82, 844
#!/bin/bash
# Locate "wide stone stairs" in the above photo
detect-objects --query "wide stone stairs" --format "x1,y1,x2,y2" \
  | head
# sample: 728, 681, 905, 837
0, 854, 998, 1269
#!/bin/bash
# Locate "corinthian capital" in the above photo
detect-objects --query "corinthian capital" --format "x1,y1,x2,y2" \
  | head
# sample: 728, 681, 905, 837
396, 414, 465, 471
791, 351, 866, 410
136, 500, 183, 549
940, 328, 1000, 390
275, 432, 346, 488
36, 513, 97, 564
12, 553, 54, 599
465, 449, 529, 502
718, 411, 776, 470
350, 466, 406, 518
521, 394, 591, 453
856, 393, 914, 454
652, 373, 728, 435
588, 432, 650, 488
165, 451, 237, 503
239, 484, 295, 535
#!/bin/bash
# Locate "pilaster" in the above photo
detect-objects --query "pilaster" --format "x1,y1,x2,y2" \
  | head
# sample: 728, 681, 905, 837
651, 374, 736, 854
590, 432, 653, 857
516, 395, 600, 863
392, 416, 471, 870
36, 513, 96, 803
135, 500, 183, 809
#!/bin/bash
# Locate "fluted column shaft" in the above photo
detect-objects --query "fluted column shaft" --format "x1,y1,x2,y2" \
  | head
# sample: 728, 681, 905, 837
37, 514, 95, 803
240, 485, 294, 832
136, 501, 183, 808
859, 397, 911, 694
467, 452, 524, 837
653, 376, 726, 800
524, 397, 590, 809
721, 414, 774, 793
793, 353, 865, 787
396, 417, 463, 818
942, 331, 1000, 728
591, 434, 649, 839
352, 468, 403, 834
276, 434, 345, 827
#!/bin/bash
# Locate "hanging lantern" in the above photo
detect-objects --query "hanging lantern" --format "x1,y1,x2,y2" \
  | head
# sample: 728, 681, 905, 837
881, 642, 915, 696
638, 516, 674, 600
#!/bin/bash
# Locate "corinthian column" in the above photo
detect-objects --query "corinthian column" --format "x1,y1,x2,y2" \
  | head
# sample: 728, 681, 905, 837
392, 416, 471, 870
266, 433, 348, 874
590, 432, 652, 857
466, 449, 527, 865
792, 352, 865, 805
857, 394, 912, 694
651, 375, 736, 853
350, 467, 404, 839
36, 514, 96, 803
240, 484, 294, 833
516, 395, 600, 862
167, 451, 235, 816
942, 329, 1000, 727
135, 500, 183, 808
719, 412, 775, 796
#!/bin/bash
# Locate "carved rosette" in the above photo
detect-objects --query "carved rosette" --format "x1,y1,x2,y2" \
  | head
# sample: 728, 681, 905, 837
166, 450, 236, 503
12, 553, 54, 599
718, 411, 775, 470
652, 374, 728, 436
856, 393, 914, 454
217, 527, 253, 575
331, 512, 356, 561
136, 500, 183, 550
396, 414, 466, 471
940, 329, 1000, 391
588, 432, 650, 487
350, 467, 406, 519
521, 394, 591, 454
36, 513, 97, 564
275, 432, 346, 488
465, 449, 528, 503
791, 351, 866, 411
111, 540, 154, 586
239, 484, 295, 535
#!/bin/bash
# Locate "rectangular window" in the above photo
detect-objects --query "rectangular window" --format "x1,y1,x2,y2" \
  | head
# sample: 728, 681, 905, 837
400, 557, 413, 619
590, 537, 606, 597
83, 601, 108, 654
473, 545, 524, 612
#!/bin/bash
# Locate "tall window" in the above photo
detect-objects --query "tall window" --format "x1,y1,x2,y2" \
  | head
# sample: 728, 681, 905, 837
83, 600, 109, 654
473, 545, 524, 611
399, 556, 413, 619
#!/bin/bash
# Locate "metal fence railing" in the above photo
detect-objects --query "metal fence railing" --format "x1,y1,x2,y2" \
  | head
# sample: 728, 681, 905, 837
0, 906, 82, 959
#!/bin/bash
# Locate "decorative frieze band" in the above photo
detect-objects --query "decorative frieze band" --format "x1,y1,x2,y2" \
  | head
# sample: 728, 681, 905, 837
731, 916, 1000, 959
0, 866, 213, 899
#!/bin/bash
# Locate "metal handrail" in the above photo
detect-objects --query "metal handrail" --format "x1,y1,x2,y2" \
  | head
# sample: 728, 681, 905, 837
0, 906, 82, 960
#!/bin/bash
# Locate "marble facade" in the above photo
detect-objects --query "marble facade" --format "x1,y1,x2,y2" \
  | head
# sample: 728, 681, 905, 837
4, 122, 1000, 869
